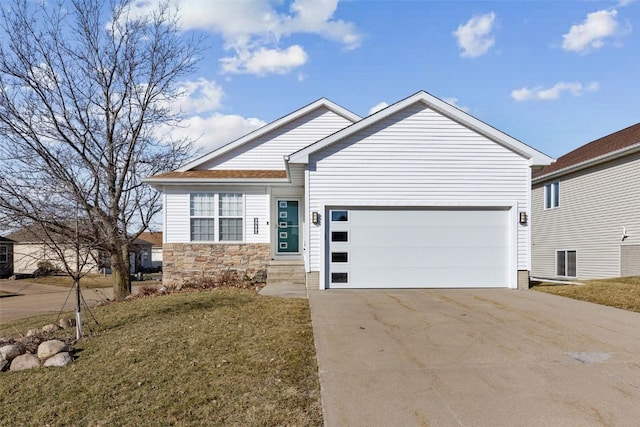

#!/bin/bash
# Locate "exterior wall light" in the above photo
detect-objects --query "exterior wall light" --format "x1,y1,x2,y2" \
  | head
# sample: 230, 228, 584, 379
519, 211, 528, 224
312, 211, 320, 225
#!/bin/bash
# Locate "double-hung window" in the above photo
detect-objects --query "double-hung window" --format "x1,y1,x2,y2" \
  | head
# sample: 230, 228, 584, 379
190, 193, 216, 241
0, 245, 7, 264
544, 181, 560, 209
556, 250, 576, 277
219, 193, 243, 241
190, 193, 243, 242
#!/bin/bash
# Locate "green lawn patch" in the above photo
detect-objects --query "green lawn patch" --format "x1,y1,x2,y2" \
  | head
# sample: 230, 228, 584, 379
0, 289, 322, 426
532, 276, 640, 313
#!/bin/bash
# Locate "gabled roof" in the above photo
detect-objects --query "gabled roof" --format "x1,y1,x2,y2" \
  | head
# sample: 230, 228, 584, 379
533, 122, 640, 183
139, 231, 163, 247
288, 90, 553, 166
177, 98, 361, 172
0, 236, 13, 243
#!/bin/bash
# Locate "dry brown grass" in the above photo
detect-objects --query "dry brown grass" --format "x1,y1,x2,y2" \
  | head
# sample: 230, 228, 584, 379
0, 289, 322, 426
17, 273, 159, 289
532, 276, 640, 312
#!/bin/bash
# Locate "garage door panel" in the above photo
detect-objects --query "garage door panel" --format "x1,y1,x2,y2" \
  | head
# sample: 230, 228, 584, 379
327, 207, 511, 289
347, 266, 509, 288
348, 246, 508, 268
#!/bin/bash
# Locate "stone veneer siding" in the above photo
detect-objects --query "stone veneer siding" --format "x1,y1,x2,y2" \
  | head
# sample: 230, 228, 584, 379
162, 243, 270, 286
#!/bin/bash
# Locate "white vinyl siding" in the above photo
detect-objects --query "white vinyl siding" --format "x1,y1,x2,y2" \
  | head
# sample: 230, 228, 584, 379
196, 108, 352, 170
532, 152, 640, 279
306, 103, 529, 274
164, 187, 269, 244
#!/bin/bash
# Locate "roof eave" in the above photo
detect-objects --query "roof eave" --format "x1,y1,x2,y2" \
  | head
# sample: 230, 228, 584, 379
143, 177, 292, 188
532, 142, 640, 184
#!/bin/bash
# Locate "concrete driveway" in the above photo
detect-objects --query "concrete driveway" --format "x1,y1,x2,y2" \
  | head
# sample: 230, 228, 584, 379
308, 288, 640, 426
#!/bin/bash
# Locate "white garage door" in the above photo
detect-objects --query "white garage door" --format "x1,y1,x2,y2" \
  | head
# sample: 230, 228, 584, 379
327, 207, 511, 289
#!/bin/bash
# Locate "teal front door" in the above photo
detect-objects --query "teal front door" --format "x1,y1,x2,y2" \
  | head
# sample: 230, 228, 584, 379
277, 200, 299, 253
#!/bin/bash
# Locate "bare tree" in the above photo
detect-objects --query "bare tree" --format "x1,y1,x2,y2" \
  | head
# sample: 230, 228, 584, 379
0, 0, 200, 298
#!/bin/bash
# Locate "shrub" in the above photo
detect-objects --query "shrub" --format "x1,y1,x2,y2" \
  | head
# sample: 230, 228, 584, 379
33, 260, 59, 277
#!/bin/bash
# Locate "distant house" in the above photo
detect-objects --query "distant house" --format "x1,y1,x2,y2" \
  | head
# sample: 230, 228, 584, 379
0, 236, 14, 278
146, 91, 552, 289
532, 123, 640, 280
7, 225, 154, 275
138, 231, 163, 269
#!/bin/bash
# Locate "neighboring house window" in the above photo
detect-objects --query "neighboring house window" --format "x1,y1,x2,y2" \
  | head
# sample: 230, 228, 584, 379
190, 193, 216, 241
556, 250, 576, 277
219, 193, 243, 241
0, 245, 7, 263
190, 193, 244, 242
544, 181, 560, 209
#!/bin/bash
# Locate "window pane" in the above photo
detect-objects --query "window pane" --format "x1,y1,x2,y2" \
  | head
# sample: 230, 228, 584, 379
331, 231, 348, 242
0, 245, 6, 263
191, 193, 215, 216
556, 250, 566, 276
219, 218, 243, 241
191, 218, 215, 241
545, 184, 551, 209
331, 252, 348, 263
553, 182, 560, 207
331, 272, 348, 283
567, 251, 576, 277
219, 193, 243, 216
331, 211, 348, 222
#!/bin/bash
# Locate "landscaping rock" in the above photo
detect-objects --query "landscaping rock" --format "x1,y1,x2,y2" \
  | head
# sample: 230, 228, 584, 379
0, 344, 25, 361
10, 354, 40, 371
26, 329, 39, 337
42, 324, 61, 333
43, 352, 72, 367
37, 340, 68, 361
59, 318, 76, 329
0, 359, 9, 372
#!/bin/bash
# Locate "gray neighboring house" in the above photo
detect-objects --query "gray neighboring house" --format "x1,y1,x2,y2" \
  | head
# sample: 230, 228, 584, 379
0, 236, 14, 278
532, 122, 640, 280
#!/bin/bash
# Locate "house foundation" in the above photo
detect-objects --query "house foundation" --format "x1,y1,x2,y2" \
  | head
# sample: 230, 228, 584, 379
162, 243, 270, 286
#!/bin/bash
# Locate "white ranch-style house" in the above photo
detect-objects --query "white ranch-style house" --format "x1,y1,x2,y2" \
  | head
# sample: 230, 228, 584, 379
146, 91, 553, 290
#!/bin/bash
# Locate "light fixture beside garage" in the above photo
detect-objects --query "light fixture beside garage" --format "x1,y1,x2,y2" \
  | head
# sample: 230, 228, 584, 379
519, 211, 528, 224
312, 211, 320, 225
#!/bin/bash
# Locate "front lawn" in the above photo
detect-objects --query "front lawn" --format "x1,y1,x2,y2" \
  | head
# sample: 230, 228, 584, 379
532, 276, 640, 313
0, 289, 322, 426
14, 273, 159, 289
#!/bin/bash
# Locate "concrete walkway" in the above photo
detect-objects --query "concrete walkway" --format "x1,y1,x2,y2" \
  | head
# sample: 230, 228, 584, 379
308, 288, 640, 426
258, 281, 308, 299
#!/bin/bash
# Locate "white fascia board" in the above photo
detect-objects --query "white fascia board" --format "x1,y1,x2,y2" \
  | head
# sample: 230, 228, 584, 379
177, 98, 361, 172
289, 90, 554, 166
532, 142, 640, 184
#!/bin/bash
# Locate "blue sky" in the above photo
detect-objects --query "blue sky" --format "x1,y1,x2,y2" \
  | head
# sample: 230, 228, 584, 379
135, 0, 640, 159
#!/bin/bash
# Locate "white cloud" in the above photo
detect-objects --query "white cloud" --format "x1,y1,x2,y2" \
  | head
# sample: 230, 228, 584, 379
165, 113, 266, 152
442, 97, 470, 113
368, 101, 388, 115
220, 45, 308, 75
562, 9, 622, 53
174, 78, 223, 114
129, 0, 360, 75
511, 81, 599, 101
453, 12, 496, 58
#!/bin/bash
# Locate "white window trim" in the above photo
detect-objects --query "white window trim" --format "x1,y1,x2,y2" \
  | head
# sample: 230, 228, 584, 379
544, 181, 560, 210
556, 249, 577, 277
189, 193, 245, 243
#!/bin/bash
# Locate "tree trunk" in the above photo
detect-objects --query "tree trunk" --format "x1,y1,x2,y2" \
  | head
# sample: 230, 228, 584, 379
111, 245, 131, 299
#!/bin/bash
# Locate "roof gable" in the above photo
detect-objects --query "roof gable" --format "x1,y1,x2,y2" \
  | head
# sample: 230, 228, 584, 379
288, 91, 553, 166
178, 98, 360, 172
533, 122, 640, 182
